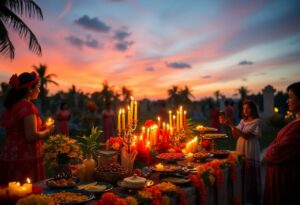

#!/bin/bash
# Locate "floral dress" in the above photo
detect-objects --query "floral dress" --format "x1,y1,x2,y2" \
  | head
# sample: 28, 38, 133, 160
0, 100, 45, 184
236, 118, 262, 205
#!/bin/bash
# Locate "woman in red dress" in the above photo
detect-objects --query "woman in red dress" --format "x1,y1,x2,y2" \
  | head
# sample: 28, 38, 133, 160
263, 82, 300, 205
0, 72, 54, 185
56, 102, 71, 135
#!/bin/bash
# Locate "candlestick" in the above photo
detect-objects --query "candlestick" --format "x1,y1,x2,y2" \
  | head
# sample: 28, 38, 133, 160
157, 116, 161, 129
118, 110, 121, 134
127, 106, 131, 127
168, 111, 172, 129
179, 106, 183, 129
134, 101, 138, 124
184, 110, 187, 128
122, 109, 125, 130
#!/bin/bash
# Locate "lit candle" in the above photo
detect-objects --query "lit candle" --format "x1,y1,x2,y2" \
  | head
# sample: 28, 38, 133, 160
45, 117, 54, 127
179, 106, 183, 129
8, 182, 18, 196
173, 115, 176, 132
23, 178, 32, 195
118, 110, 121, 134
127, 106, 131, 127
134, 101, 138, 124
156, 163, 164, 171
122, 109, 125, 130
168, 111, 172, 129
176, 111, 180, 130
184, 110, 187, 128
187, 153, 194, 163
157, 116, 161, 129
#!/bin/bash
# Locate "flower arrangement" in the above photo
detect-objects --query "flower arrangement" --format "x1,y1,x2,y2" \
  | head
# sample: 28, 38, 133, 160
106, 136, 123, 151
97, 182, 187, 205
44, 135, 83, 167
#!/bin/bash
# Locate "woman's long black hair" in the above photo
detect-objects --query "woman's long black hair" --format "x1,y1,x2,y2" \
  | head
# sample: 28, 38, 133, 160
4, 72, 38, 110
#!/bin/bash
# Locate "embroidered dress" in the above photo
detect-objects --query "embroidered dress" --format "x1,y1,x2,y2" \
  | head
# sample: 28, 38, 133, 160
0, 100, 45, 184
56, 110, 71, 135
263, 119, 300, 205
236, 118, 262, 205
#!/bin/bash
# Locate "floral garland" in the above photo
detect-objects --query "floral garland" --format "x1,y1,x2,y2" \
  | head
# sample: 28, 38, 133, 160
97, 182, 187, 205
189, 151, 243, 205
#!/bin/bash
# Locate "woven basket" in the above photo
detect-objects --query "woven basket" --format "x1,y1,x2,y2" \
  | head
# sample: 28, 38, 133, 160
95, 170, 128, 184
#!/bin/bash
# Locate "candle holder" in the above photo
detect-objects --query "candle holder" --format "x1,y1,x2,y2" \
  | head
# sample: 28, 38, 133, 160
119, 122, 137, 154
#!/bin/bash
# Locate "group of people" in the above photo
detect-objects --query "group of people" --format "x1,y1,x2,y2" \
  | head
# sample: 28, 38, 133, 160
219, 82, 300, 205
0, 71, 300, 205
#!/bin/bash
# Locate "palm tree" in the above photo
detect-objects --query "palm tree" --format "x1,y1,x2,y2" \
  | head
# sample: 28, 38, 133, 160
0, 0, 43, 59
179, 85, 194, 104
237, 86, 249, 101
33, 64, 58, 113
167, 85, 181, 107
213, 90, 221, 108
121, 86, 132, 104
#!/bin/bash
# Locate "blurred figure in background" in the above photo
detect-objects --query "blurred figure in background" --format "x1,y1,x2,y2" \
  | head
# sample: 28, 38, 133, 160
224, 100, 234, 123
56, 102, 71, 135
101, 102, 115, 141
209, 103, 220, 130
263, 82, 300, 205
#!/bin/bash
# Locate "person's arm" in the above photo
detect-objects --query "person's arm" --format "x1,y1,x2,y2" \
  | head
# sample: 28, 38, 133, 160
229, 125, 256, 139
24, 114, 53, 142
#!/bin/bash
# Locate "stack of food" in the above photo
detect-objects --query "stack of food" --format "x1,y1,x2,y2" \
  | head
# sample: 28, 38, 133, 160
95, 162, 128, 183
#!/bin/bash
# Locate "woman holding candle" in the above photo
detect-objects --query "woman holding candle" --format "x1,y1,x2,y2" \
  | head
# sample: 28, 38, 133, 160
0, 72, 54, 185
219, 99, 262, 205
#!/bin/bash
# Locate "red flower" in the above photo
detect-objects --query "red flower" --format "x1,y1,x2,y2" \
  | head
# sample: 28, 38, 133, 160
202, 139, 212, 151
144, 120, 154, 127
9, 74, 19, 89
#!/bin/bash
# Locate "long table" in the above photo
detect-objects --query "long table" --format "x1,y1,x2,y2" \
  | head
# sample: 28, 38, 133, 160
36, 156, 244, 205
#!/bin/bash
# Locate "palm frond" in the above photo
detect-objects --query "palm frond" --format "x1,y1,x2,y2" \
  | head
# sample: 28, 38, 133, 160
1, 6, 42, 56
0, 20, 15, 59
4, 0, 43, 20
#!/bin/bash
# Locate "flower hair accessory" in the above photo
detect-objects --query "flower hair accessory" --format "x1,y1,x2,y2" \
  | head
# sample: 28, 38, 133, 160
9, 74, 19, 89
242, 99, 252, 104
9, 72, 39, 90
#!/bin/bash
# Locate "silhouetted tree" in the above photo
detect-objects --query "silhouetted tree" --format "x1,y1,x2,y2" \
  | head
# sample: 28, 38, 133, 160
33, 64, 58, 113
0, 0, 43, 59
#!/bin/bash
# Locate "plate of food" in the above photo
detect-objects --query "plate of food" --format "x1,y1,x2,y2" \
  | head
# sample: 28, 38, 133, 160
45, 177, 79, 189
156, 153, 185, 162
43, 189, 94, 205
151, 164, 182, 172
117, 179, 154, 189
193, 152, 213, 162
211, 150, 230, 158
77, 181, 113, 193
160, 173, 190, 185
194, 125, 218, 132
202, 133, 228, 139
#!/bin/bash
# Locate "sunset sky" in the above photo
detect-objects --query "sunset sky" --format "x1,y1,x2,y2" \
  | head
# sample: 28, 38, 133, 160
1, 0, 300, 100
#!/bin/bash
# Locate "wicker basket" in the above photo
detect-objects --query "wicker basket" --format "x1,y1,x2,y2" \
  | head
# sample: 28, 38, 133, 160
95, 169, 128, 184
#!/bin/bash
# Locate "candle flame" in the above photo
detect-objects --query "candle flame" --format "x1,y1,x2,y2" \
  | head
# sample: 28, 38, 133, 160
26, 178, 31, 184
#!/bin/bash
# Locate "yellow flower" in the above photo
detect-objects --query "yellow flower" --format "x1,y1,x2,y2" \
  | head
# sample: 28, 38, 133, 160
138, 191, 153, 199
126, 196, 138, 205
61, 145, 71, 153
